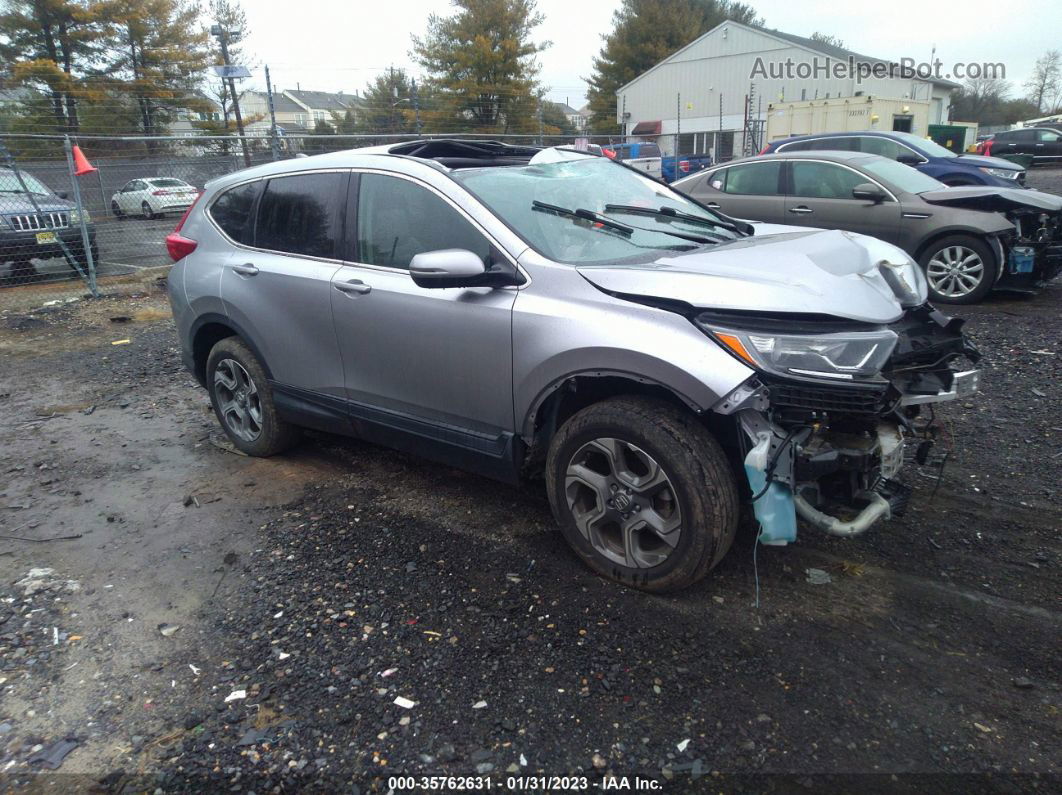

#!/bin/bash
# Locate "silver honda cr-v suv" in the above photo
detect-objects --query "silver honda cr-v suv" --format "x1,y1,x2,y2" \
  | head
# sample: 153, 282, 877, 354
166, 139, 981, 592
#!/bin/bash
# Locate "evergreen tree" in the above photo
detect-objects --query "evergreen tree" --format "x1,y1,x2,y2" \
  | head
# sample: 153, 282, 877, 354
352, 69, 417, 135
585, 0, 760, 134
0, 0, 109, 133
412, 0, 548, 133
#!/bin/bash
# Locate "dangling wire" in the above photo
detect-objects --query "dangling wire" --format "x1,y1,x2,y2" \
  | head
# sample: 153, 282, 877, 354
752, 532, 762, 608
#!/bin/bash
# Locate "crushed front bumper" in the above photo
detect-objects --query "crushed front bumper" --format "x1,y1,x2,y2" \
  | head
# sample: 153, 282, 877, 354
724, 306, 980, 544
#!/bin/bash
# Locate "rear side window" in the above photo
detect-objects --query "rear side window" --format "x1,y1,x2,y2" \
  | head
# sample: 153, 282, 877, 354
356, 173, 490, 269
809, 137, 859, 152
209, 181, 261, 245
723, 162, 782, 195
256, 172, 345, 258
859, 137, 907, 159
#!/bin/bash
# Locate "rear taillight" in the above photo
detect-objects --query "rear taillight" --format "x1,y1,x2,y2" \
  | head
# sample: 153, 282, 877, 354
152, 189, 169, 196
165, 192, 203, 262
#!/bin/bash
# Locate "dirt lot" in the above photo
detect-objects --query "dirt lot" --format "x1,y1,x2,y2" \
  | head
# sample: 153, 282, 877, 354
0, 259, 1059, 789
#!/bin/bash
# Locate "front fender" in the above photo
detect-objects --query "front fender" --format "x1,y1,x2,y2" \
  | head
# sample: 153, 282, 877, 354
512, 263, 754, 437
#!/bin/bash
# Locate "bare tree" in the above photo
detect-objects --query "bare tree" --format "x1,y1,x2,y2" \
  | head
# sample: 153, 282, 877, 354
1024, 50, 1061, 113
810, 32, 846, 50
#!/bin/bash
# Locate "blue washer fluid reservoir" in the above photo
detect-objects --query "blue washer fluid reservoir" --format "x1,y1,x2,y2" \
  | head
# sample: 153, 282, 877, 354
1009, 246, 1035, 274
744, 433, 798, 545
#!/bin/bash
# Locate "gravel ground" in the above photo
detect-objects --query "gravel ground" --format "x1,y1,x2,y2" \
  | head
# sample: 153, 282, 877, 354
0, 276, 1059, 792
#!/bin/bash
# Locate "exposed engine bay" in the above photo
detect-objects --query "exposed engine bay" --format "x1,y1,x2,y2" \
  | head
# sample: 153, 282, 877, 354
713, 306, 981, 543
920, 186, 1062, 287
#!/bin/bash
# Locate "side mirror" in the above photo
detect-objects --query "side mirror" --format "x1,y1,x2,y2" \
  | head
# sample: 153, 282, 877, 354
410, 249, 489, 288
896, 153, 922, 166
56, 191, 68, 199
852, 183, 886, 203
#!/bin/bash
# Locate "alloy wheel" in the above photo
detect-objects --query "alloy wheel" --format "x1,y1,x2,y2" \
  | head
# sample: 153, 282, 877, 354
564, 437, 682, 569
926, 245, 984, 298
213, 358, 263, 442
141, 201, 152, 220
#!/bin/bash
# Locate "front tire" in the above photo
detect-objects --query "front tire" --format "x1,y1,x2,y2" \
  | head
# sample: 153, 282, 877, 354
111, 200, 123, 218
206, 337, 299, 457
918, 234, 997, 304
545, 396, 738, 592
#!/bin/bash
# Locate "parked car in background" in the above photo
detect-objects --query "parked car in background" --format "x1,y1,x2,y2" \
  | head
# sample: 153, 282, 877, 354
977, 127, 1062, 165
761, 130, 1027, 188
588, 141, 663, 179
166, 139, 982, 592
111, 177, 199, 219
1, 167, 97, 279
674, 150, 1062, 304
661, 153, 712, 183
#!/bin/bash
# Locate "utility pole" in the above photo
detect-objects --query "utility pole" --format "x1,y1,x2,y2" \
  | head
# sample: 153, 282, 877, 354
676, 92, 681, 153
412, 78, 422, 136
265, 64, 281, 161
212, 25, 251, 168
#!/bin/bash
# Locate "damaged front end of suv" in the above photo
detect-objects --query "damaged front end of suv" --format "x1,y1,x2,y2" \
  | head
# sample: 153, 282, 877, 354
702, 281, 980, 544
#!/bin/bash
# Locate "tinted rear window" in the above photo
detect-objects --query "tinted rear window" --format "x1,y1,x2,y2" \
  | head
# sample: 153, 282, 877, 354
256, 172, 345, 258
209, 181, 261, 245
150, 178, 187, 187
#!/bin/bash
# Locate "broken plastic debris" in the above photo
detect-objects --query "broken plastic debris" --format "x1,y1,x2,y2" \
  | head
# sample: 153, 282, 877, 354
273, 611, 283, 619
224, 689, 247, 703
473, 700, 488, 709
393, 696, 415, 709
158, 623, 180, 637
677, 738, 690, 752
380, 667, 398, 678
805, 568, 832, 585
520, 753, 528, 766
111, 339, 131, 345
27, 737, 78, 770
188, 664, 201, 676
278, 651, 290, 660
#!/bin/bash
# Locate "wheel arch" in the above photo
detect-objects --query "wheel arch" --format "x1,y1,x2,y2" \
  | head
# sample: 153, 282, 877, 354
190, 313, 273, 387
913, 227, 1005, 271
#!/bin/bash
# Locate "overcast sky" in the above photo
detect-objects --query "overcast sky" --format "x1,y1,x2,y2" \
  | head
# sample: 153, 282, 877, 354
240, 0, 1061, 108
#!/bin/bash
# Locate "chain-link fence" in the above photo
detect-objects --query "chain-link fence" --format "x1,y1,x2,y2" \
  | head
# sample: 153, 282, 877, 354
0, 129, 737, 310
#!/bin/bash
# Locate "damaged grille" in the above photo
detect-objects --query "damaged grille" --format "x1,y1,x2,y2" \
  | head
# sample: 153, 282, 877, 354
767, 381, 890, 415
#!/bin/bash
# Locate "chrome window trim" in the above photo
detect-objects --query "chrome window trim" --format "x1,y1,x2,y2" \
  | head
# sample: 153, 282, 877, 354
775, 135, 929, 165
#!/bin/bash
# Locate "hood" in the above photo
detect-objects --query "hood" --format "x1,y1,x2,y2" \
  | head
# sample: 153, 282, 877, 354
919, 185, 1062, 213
0, 195, 74, 214
577, 228, 922, 324
953, 153, 1024, 171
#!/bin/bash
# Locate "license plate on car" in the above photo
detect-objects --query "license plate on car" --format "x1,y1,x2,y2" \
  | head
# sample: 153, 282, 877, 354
36, 231, 57, 244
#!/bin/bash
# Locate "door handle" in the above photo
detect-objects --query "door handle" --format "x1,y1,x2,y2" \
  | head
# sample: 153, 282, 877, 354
788, 206, 813, 214
231, 263, 259, 276
334, 279, 371, 295
705, 202, 721, 209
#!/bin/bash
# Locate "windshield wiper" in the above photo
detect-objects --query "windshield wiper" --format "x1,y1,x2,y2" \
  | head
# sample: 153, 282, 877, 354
531, 200, 633, 235
604, 204, 741, 236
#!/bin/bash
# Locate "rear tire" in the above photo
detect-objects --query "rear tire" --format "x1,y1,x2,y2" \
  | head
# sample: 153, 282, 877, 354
918, 234, 997, 304
545, 396, 738, 592
206, 337, 299, 457
141, 201, 154, 220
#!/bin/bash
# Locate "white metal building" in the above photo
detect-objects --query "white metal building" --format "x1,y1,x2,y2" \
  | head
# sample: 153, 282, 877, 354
616, 21, 958, 159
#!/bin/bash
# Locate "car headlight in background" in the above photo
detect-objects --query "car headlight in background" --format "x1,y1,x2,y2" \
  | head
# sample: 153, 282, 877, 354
979, 167, 1020, 180
69, 208, 91, 224
697, 319, 898, 381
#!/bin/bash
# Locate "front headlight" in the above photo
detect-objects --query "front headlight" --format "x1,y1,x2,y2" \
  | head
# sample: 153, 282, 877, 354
697, 319, 898, 382
70, 208, 90, 224
979, 167, 1020, 180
